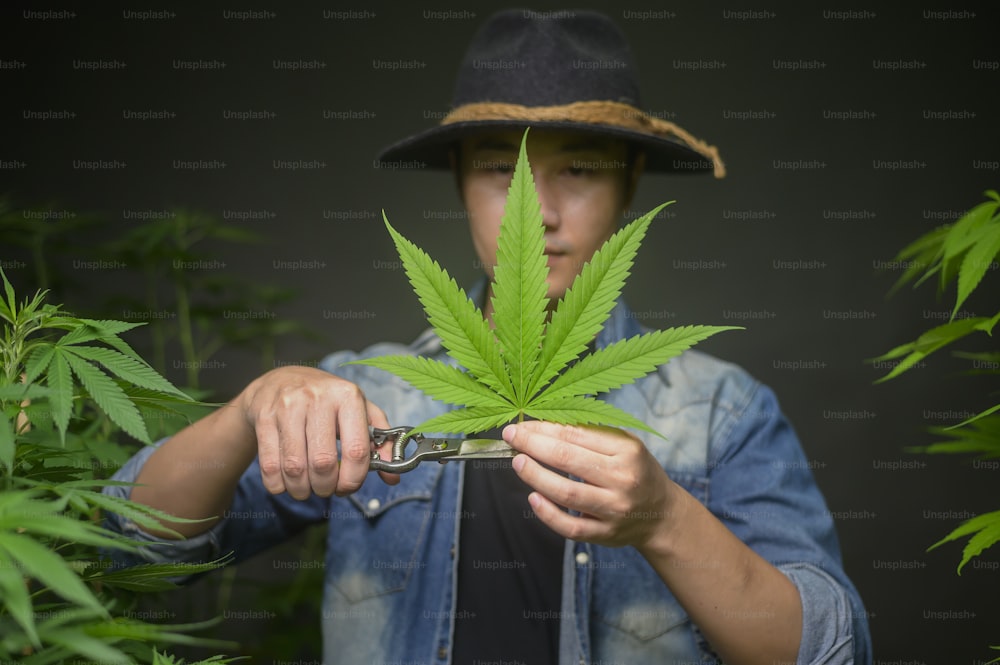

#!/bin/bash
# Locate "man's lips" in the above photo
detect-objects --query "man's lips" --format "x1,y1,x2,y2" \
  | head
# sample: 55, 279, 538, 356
543, 239, 572, 256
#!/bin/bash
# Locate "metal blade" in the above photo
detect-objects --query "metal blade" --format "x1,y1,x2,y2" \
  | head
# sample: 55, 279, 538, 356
454, 438, 517, 459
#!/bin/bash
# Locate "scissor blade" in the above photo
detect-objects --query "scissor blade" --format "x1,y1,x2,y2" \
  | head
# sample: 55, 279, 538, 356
453, 438, 517, 459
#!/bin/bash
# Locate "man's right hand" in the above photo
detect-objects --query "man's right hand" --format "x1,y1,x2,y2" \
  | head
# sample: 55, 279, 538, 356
237, 366, 400, 499
130, 365, 398, 538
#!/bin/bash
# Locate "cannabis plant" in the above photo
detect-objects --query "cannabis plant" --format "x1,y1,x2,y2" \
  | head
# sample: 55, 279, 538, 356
0, 268, 233, 664
872, 189, 1000, 655
354, 130, 737, 437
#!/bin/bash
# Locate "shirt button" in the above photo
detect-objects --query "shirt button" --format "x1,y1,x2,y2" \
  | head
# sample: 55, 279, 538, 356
438, 647, 448, 659
575, 551, 589, 566
366, 498, 381, 512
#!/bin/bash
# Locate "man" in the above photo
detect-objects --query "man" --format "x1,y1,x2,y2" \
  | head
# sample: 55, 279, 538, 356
106, 9, 871, 664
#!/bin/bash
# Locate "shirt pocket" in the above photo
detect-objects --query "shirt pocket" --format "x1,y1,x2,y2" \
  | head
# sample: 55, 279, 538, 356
325, 465, 441, 603
590, 471, 709, 643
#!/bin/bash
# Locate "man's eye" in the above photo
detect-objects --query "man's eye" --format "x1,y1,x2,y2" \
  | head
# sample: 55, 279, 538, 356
566, 166, 595, 176
472, 159, 513, 174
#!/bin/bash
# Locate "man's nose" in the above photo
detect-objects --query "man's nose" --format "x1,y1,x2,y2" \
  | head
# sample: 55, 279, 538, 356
534, 176, 560, 229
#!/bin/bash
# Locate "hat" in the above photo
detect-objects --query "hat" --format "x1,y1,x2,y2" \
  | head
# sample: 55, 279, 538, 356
376, 9, 725, 177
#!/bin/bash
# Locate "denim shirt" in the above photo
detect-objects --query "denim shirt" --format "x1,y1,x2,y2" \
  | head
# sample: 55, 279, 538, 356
105, 298, 872, 664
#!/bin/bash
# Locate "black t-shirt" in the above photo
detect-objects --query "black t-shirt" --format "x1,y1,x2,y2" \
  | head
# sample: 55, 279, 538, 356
450, 425, 565, 665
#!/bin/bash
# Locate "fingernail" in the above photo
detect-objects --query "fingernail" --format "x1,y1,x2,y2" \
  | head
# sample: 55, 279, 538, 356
512, 454, 525, 472
503, 424, 517, 441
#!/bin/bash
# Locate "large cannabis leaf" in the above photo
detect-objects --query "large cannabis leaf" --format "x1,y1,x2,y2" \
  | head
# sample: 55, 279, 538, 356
352, 129, 737, 437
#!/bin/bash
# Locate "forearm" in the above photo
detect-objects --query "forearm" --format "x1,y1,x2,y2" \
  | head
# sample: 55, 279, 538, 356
638, 486, 802, 665
130, 400, 258, 538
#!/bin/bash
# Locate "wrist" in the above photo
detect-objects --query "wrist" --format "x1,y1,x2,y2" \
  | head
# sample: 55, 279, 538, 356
635, 477, 694, 560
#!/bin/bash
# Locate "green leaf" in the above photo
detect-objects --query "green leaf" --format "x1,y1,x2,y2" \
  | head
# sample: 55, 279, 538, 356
60, 344, 189, 399
23, 343, 55, 385
927, 509, 1000, 574
55, 485, 211, 537
0, 551, 40, 646
60, 349, 151, 443
1, 266, 16, 318
58, 318, 144, 342
0, 531, 108, 616
348, 355, 510, 409
530, 202, 670, 399
36, 626, 131, 665
48, 351, 74, 443
953, 218, 1000, 318
943, 404, 1000, 431
0, 382, 48, 402
407, 406, 520, 437
491, 129, 549, 403
871, 314, 1000, 383
84, 560, 227, 592
382, 214, 513, 398
539, 325, 740, 402
524, 396, 662, 437
942, 199, 999, 263
885, 225, 949, 297
364, 128, 740, 439
0, 417, 14, 473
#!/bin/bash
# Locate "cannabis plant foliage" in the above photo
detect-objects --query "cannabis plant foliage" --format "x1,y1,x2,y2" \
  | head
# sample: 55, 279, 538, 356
353, 130, 736, 437
874, 189, 1000, 577
0, 268, 233, 664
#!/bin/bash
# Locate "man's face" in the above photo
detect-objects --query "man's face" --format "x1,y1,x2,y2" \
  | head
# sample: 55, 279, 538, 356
458, 129, 638, 305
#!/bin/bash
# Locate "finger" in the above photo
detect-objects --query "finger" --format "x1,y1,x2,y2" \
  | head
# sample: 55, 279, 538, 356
277, 398, 311, 500
255, 411, 287, 495
506, 420, 623, 456
366, 400, 400, 486
526, 491, 609, 543
503, 423, 609, 484
512, 453, 617, 517
305, 403, 340, 497
332, 385, 375, 496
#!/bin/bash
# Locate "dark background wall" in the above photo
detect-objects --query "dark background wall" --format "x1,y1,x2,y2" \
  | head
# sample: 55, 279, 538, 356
3, 1, 999, 662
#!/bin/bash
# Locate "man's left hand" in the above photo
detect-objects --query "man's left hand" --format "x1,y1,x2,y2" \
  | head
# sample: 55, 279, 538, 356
503, 421, 680, 549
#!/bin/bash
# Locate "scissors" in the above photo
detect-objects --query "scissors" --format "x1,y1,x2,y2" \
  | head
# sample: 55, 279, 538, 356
368, 426, 517, 473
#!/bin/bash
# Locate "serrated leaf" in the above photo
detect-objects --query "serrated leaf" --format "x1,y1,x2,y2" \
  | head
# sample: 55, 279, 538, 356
539, 325, 740, 402
407, 406, 520, 437
942, 200, 999, 262
928, 509, 1000, 574
382, 214, 513, 399
23, 343, 56, 384
953, 220, 1000, 318
524, 396, 661, 436
84, 560, 225, 592
348, 355, 509, 409
0, 494, 137, 551
365, 128, 740, 439
491, 129, 548, 403
0, 552, 40, 645
885, 225, 949, 296
0, 382, 48, 402
60, 318, 144, 341
530, 203, 669, 399
48, 351, 74, 443
0, 531, 107, 616
58, 486, 211, 537
1, 266, 16, 317
61, 345, 189, 399
872, 314, 1000, 383
36, 626, 130, 665
60, 350, 151, 444
943, 403, 1000, 431
0, 416, 14, 476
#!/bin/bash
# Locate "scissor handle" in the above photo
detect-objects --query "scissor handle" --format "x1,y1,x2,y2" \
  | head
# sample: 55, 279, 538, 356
369, 428, 457, 473
370, 425, 414, 462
